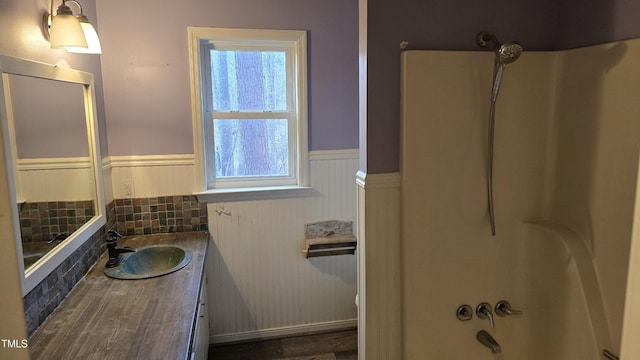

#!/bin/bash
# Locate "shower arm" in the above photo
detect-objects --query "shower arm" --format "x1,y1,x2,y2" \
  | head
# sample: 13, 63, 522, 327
477, 31, 499, 49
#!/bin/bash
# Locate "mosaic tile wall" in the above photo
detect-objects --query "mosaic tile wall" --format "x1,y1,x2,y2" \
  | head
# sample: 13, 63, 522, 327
19, 201, 95, 243
106, 200, 116, 231
23, 226, 107, 336
114, 195, 208, 235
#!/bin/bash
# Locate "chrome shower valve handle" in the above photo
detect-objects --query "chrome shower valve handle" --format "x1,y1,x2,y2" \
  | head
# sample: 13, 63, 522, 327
456, 304, 473, 321
495, 300, 523, 317
476, 302, 495, 328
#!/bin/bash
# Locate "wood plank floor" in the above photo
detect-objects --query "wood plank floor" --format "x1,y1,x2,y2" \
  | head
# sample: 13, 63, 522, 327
208, 329, 358, 360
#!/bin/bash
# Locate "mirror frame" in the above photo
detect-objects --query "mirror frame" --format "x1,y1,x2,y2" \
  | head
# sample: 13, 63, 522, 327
0, 54, 106, 295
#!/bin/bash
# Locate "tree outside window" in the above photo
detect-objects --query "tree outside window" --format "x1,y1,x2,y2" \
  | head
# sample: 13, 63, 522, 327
189, 28, 308, 191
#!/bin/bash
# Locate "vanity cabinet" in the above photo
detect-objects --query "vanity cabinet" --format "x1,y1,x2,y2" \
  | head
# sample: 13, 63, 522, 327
191, 276, 210, 360
28, 231, 210, 359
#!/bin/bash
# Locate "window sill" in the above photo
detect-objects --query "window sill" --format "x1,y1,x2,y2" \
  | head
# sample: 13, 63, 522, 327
194, 186, 312, 203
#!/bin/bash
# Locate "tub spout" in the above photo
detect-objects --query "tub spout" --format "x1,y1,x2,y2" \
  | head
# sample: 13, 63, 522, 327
476, 330, 501, 354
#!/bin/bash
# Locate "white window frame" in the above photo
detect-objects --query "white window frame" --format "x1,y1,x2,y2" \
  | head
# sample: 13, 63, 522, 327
188, 27, 309, 201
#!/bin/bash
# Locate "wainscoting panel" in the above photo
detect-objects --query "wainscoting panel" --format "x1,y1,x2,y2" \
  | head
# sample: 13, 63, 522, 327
106, 154, 197, 198
104, 150, 359, 341
207, 149, 359, 342
356, 171, 401, 360
17, 158, 94, 202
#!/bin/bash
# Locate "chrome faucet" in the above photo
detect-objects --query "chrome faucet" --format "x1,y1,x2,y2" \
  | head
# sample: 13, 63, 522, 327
105, 230, 135, 268
47, 232, 69, 244
476, 302, 495, 328
476, 330, 501, 354
495, 300, 523, 317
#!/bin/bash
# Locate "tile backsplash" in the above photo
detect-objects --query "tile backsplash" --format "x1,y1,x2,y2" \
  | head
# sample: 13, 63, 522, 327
23, 226, 106, 336
114, 195, 208, 235
18, 200, 95, 243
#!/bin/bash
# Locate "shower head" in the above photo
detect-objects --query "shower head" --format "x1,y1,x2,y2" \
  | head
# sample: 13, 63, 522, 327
475, 31, 524, 102
476, 31, 523, 64
496, 42, 522, 64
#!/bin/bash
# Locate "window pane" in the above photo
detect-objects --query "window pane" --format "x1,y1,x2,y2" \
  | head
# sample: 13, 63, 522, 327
214, 119, 289, 177
211, 50, 287, 112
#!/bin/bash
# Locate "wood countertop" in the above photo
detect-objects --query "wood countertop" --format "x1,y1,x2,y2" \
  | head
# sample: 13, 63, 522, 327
28, 231, 209, 360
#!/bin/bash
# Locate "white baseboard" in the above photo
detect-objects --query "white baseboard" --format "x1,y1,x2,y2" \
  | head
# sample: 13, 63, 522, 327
209, 319, 358, 344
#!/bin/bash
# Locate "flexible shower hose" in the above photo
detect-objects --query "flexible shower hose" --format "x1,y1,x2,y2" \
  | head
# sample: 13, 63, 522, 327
488, 99, 497, 236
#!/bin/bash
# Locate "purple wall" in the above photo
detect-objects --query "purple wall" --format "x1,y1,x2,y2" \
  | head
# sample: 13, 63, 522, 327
10, 75, 89, 158
4, 0, 640, 171
363, 0, 640, 174
556, 0, 640, 49
96, 0, 359, 156
0, 0, 107, 158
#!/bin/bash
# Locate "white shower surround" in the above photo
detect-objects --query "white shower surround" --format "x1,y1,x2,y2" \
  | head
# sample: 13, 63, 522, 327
399, 38, 640, 359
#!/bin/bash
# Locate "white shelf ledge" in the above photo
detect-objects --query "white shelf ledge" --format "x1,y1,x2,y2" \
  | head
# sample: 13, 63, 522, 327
194, 186, 312, 203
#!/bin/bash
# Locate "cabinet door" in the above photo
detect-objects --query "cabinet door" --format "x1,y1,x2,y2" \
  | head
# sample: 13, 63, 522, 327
192, 277, 210, 360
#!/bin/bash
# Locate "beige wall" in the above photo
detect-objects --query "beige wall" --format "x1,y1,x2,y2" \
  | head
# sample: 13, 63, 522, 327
0, 124, 29, 359
621, 155, 640, 358
551, 40, 640, 347
400, 50, 556, 359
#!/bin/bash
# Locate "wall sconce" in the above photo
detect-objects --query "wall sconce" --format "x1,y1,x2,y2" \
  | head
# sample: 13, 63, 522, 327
42, 0, 102, 54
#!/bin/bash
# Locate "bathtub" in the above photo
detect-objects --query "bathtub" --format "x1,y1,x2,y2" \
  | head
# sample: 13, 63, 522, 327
520, 221, 612, 360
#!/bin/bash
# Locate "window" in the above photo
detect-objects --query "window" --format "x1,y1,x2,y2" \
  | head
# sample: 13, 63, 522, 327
188, 28, 308, 196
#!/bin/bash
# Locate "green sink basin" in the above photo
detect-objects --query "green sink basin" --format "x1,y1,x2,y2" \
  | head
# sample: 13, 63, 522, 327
104, 245, 192, 280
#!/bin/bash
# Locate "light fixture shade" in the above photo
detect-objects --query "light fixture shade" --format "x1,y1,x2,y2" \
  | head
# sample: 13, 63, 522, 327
67, 20, 102, 54
50, 14, 87, 49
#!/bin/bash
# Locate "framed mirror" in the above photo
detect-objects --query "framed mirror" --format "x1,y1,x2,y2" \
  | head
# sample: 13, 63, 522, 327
0, 55, 106, 295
